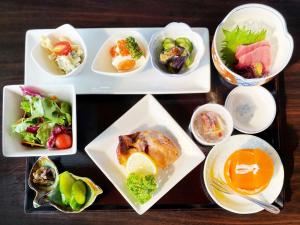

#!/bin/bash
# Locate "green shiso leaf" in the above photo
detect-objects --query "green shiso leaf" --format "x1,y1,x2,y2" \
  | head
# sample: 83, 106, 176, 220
220, 26, 267, 68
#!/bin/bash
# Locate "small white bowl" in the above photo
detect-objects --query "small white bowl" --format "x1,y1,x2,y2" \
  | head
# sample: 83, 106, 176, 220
149, 22, 205, 76
31, 24, 87, 78
91, 31, 149, 76
212, 4, 294, 86
203, 134, 284, 214
190, 103, 233, 146
225, 86, 276, 134
2, 85, 77, 157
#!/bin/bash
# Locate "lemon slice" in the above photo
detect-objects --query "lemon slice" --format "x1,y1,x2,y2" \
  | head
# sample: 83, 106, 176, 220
126, 152, 157, 175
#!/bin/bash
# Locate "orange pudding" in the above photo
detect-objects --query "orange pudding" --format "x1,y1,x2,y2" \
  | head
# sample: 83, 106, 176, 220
224, 148, 274, 195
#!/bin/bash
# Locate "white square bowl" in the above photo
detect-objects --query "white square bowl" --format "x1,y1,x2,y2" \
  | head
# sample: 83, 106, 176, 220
85, 94, 205, 215
2, 84, 77, 157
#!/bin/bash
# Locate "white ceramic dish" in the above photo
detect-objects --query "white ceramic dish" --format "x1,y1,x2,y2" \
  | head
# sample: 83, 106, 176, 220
225, 86, 276, 134
212, 3, 294, 86
92, 31, 149, 76
85, 94, 205, 215
149, 22, 205, 76
2, 85, 77, 157
31, 24, 87, 78
203, 134, 284, 214
25, 27, 210, 94
190, 103, 233, 146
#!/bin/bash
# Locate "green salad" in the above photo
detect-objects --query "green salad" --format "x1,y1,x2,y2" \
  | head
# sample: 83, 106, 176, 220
12, 86, 72, 149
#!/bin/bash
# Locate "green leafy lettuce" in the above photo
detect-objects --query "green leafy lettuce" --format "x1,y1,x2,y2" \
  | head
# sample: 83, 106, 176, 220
36, 122, 55, 145
221, 26, 267, 67
20, 132, 38, 143
126, 173, 157, 204
12, 94, 72, 147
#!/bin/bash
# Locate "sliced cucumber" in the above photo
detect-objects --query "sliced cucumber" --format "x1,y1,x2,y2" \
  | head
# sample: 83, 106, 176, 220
175, 37, 193, 53
184, 56, 194, 67
162, 38, 175, 50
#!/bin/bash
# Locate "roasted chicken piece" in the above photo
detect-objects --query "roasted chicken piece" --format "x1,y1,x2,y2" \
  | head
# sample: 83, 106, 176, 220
117, 130, 180, 169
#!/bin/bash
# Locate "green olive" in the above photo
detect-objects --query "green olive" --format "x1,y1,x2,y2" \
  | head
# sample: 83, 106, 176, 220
59, 171, 75, 204
69, 196, 81, 211
71, 180, 86, 205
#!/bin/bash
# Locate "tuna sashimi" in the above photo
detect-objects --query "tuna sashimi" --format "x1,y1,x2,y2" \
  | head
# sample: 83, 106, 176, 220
235, 45, 272, 73
235, 41, 270, 59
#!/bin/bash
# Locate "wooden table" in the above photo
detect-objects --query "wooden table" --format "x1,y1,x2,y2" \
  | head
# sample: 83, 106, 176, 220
0, 0, 299, 224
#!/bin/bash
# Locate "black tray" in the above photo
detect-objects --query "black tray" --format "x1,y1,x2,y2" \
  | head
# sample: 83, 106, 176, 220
24, 73, 285, 213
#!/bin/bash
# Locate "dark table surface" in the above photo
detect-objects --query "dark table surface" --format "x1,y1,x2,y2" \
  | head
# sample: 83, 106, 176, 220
0, 0, 299, 224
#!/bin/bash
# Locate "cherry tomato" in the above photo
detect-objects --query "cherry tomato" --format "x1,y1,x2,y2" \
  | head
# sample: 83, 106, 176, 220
52, 41, 72, 56
55, 134, 72, 149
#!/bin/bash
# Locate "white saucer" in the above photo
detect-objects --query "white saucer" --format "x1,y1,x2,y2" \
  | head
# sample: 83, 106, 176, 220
203, 134, 284, 214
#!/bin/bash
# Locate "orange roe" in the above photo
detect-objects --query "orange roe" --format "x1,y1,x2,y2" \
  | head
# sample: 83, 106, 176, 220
110, 46, 117, 57
110, 39, 131, 58
118, 40, 130, 56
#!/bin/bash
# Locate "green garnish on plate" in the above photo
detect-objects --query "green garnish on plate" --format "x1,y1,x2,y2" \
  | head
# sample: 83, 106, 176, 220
221, 26, 267, 67
125, 36, 143, 60
126, 173, 157, 204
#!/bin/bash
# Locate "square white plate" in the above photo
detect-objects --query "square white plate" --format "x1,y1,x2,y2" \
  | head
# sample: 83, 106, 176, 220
25, 27, 210, 94
2, 85, 77, 157
85, 94, 205, 214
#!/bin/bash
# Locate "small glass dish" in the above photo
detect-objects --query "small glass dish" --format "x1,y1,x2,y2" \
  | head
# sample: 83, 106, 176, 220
190, 103, 233, 146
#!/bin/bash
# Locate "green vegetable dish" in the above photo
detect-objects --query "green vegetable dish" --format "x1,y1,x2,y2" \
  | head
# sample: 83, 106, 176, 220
126, 173, 157, 204
59, 171, 87, 211
12, 86, 72, 150
28, 157, 103, 213
159, 37, 194, 74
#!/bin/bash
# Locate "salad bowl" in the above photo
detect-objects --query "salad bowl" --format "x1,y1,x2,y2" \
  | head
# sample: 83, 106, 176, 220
31, 24, 87, 78
149, 22, 205, 76
2, 85, 77, 157
212, 4, 294, 86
